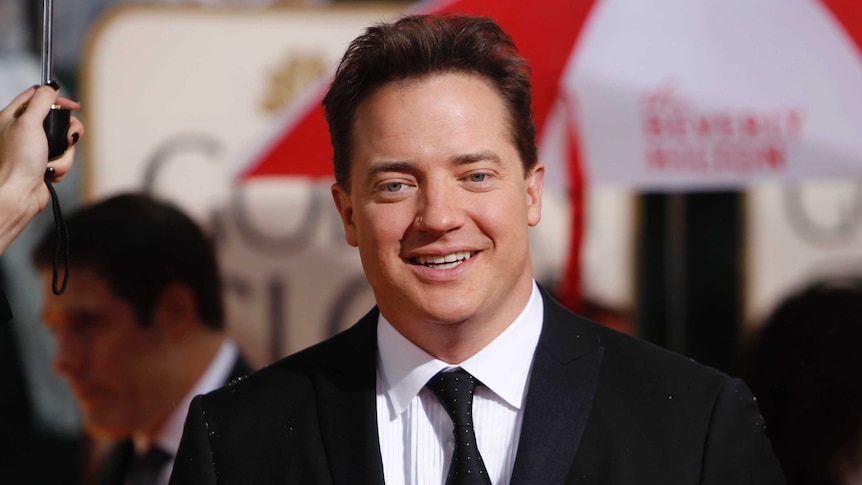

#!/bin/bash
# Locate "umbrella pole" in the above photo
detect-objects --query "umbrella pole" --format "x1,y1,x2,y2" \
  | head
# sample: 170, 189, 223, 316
41, 0, 53, 85
665, 192, 687, 354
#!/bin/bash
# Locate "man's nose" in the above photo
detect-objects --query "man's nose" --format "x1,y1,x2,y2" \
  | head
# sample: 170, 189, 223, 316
413, 181, 465, 234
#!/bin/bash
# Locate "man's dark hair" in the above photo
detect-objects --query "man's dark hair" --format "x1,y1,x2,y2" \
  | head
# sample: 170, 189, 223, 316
33, 193, 224, 330
322, 14, 538, 191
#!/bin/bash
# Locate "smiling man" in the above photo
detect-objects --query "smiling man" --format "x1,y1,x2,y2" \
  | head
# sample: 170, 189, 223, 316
170, 14, 785, 485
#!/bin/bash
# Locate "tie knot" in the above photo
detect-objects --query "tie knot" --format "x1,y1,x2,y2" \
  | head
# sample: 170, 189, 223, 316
426, 369, 480, 427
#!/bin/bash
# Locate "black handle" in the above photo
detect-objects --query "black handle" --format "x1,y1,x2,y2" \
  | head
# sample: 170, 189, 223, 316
44, 105, 70, 161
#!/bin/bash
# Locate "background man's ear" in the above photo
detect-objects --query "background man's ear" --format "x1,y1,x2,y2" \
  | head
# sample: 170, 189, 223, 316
153, 283, 198, 337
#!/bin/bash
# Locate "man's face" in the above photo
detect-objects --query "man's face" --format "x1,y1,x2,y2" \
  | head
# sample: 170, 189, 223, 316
331, 72, 543, 346
39, 267, 171, 438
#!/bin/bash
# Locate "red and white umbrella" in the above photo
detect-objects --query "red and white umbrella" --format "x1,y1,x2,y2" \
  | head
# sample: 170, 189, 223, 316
235, 0, 862, 310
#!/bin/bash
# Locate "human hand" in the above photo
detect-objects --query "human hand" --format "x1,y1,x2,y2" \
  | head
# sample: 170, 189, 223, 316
0, 83, 83, 253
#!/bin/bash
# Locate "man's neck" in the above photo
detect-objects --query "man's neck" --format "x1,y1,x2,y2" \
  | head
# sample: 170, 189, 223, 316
135, 331, 225, 445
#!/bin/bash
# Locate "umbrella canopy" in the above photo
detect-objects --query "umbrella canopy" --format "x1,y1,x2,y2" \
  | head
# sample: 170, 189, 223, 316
567, 0, 862, 189
235, 0, 862, 310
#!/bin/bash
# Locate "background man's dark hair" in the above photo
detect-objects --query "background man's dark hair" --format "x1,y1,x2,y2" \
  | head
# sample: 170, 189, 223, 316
747, 277, 862, 485
322, 13, 538, 190
33, 193, 224, 330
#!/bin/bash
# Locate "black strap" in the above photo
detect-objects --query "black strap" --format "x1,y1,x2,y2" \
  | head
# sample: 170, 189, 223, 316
43, 169, 68, 295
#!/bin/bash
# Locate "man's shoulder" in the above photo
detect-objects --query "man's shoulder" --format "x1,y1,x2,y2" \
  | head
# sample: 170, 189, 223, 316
592, 320, 728, 383
540, 304, 784, 484
202, 309, 378, 408
542, 303, 743, 438
541, 292, 728, 386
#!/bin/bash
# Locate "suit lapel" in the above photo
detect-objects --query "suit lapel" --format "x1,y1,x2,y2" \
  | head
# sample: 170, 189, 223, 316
314, 309, 386, 484
511, 289, 604, 485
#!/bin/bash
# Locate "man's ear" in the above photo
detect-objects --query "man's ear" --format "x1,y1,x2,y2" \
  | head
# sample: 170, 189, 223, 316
153, 283, 198, 338
526, 162, 545, 227
331, 183, 359, 247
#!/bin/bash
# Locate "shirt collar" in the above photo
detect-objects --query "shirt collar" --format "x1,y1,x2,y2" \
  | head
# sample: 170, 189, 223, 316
378, 282, 544, 418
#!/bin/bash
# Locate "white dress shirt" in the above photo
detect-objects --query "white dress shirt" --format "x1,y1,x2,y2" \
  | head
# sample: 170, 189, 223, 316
133, 341, 241, 485
376, 282, 544, 485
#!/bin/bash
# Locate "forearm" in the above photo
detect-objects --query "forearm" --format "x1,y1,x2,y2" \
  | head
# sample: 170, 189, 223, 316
0, 173, 48, 254
0, 182, 42, 254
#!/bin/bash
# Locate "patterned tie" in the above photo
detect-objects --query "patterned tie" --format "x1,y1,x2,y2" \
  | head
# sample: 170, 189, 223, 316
124, 446, 172, 485
426, 370, 492, 485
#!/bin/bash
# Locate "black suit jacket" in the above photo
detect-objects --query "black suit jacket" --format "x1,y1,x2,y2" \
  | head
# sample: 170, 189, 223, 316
170, 290, 785, 484
95, 354, 252, 485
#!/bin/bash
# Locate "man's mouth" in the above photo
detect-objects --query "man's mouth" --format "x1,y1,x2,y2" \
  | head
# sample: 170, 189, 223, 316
412, 250, 475, 269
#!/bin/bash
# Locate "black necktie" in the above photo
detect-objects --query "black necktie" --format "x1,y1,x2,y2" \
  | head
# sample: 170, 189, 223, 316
124, 446, 172, 485
426, 369, 492, 485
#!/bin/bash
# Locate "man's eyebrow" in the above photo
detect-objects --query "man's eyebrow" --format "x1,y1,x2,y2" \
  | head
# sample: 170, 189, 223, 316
369, 160, 414, 174
362, 160, 414, 186
452, 150, 502, 165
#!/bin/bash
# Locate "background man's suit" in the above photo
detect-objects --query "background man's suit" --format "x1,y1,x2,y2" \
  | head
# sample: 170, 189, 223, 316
96, 356, 252, 485
0, 284, 83, 484
170, 288, 785, 484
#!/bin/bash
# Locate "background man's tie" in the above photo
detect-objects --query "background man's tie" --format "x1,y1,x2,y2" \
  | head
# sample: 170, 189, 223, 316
426, 369, 492, 485
124, 446, 171, 485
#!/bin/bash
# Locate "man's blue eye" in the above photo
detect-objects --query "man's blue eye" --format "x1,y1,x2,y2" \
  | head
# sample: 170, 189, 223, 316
470, 173, 488, 182
385, 182, 403, 192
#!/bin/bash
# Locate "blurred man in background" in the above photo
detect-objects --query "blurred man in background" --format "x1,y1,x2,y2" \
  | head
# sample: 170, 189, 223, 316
33, 193, 250, 485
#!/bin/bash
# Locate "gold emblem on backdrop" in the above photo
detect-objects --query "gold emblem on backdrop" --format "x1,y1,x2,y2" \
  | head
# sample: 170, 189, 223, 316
261, 54, 328, 115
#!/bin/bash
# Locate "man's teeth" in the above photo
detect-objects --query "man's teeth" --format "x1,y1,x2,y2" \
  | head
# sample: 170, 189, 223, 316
415, 251, 473, 268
